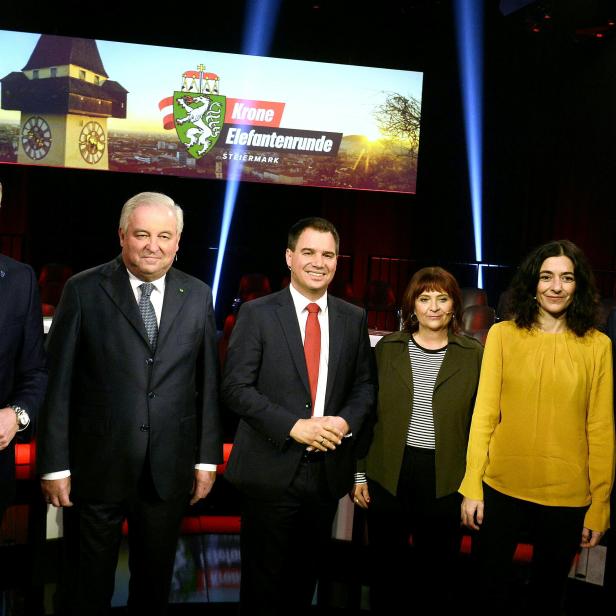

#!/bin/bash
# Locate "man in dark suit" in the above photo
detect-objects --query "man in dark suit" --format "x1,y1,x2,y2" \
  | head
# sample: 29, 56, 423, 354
38, 192, 222, 615
0, 181, 47, 521
222, 217, 375, 615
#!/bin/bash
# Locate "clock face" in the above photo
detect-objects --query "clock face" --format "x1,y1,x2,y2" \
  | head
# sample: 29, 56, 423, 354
21, 116, 52, 160
79, 121, 106, 164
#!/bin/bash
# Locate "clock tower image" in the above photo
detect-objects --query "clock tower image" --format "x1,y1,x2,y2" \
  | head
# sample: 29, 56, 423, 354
1, 35, 127, 170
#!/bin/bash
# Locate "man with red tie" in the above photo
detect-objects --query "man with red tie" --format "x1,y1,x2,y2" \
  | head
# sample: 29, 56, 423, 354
222, 217, 375, 615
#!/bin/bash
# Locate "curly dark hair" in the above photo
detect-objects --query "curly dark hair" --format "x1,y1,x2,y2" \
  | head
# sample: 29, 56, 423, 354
507, 239, 599, 336
400, 267, 463, 334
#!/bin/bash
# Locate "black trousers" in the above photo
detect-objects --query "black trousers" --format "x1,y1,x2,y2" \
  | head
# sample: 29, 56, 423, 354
62, 467, 188, 616
366, 447, 462, 615
239, 457, 339, 616
476, 482, 588, 616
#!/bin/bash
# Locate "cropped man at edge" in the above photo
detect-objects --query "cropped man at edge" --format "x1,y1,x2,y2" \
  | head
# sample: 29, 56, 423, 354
0, 180, 47, 521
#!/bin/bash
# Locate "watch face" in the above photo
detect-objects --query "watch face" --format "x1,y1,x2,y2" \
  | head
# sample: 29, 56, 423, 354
21, 116, 52, 160
79, 121, 106, 164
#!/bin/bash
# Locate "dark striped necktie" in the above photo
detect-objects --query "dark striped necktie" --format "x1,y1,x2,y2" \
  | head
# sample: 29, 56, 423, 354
139, 282, 158, 349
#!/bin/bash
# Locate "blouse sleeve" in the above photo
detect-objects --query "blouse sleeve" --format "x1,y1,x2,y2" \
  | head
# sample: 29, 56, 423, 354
458, 323, 504, 500
584, 334, 615, 532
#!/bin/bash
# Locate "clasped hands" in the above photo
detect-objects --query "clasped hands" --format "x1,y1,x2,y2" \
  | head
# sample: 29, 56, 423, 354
290, 415, 349, 452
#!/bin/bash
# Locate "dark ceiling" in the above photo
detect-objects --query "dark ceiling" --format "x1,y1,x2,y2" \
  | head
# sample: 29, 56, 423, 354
2, 1, 615, 69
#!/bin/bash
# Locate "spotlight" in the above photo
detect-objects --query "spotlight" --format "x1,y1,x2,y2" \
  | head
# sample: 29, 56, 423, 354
212, 0, 282, 306
454, 0, 484, 288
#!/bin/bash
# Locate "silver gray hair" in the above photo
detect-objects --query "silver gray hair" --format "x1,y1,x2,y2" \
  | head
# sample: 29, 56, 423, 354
119, 192, 184, 234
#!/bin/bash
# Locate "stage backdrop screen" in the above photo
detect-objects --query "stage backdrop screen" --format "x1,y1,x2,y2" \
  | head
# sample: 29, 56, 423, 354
0, 30, 423, 193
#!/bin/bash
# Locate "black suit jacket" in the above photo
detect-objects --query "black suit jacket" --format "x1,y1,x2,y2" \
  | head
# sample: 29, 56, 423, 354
0, 255, 47, 484
38, 257, 222, 502
222, 287, 376, 500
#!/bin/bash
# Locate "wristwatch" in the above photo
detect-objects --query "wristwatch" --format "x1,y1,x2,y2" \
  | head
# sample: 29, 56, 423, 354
10, 405, 30, 431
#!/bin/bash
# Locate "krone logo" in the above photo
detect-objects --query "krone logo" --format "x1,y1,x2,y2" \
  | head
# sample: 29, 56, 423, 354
174, 93, 226, 158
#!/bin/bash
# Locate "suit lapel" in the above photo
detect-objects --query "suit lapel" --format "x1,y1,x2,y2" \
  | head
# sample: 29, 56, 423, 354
0, 258, 8, 327
99, 258, 151, 349
324, 297, 344, 410
158, 268, 188, 347
276, 289, 311, 397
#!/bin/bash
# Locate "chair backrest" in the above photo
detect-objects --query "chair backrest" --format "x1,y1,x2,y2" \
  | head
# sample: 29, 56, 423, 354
328, 276, 356, 303
496, 288, 514, 321
237, 273, 271, 301
220, 274, 272, 367
364, 280, 398, 331
41, 303, 55, 317
461, 287, 488, 310
461, 305, 496, 334
38, 263, 73, 306
364, 280, 397, 310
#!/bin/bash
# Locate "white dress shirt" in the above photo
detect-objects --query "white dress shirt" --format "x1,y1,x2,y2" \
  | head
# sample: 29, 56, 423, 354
288, 283, 329, 417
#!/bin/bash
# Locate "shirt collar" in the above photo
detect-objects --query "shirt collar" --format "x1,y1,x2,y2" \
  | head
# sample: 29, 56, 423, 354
289, 283, 328, 314
126, 269, 166, 293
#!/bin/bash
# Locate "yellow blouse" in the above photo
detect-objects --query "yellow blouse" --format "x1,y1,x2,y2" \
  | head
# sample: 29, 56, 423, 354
459, 320, 615, 531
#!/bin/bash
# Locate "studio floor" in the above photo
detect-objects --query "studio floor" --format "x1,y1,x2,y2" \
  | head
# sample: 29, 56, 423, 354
2, 544, 615, 616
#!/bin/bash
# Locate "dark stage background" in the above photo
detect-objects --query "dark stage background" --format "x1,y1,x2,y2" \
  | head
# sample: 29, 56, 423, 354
2, 0, 616, 323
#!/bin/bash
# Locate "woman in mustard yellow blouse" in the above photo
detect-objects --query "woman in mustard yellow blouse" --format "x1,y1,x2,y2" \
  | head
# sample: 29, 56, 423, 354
460, 240, 615, 614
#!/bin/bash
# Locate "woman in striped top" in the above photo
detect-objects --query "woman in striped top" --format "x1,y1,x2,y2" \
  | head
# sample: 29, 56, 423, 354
353, 267, 483, 614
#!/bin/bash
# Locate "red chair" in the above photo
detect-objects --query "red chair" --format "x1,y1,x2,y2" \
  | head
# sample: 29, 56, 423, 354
41, 303, 55, 317
38, 263, 72, 307
219, 274, 272, 366
14, 441, 36, 480
461, 305, 496, 337
364, 280, 398, 331
461, 287, 488, 310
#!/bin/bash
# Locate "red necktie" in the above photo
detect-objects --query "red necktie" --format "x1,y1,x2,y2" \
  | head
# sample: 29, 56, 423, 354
304, 303, 321, 412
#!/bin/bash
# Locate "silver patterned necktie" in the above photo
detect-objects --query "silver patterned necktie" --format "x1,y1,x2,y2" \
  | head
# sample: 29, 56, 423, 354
138, 282, 158, 349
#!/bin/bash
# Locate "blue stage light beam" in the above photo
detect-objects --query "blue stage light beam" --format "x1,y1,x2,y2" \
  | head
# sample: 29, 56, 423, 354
454, 0, 484, 288
243, 0, 283, 57
211, 0, 282, 306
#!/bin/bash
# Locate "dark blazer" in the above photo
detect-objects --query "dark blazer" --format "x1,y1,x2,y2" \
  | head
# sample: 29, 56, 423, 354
222, 287, 376, 500
0, 255, 47, 484
37, 257, 222, 502
357, 330, 483, 498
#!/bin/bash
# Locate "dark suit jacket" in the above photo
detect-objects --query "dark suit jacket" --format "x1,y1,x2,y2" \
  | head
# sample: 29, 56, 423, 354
222, 287, 376, 500
37, 257, 222, 502
0, 254, 47, 484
